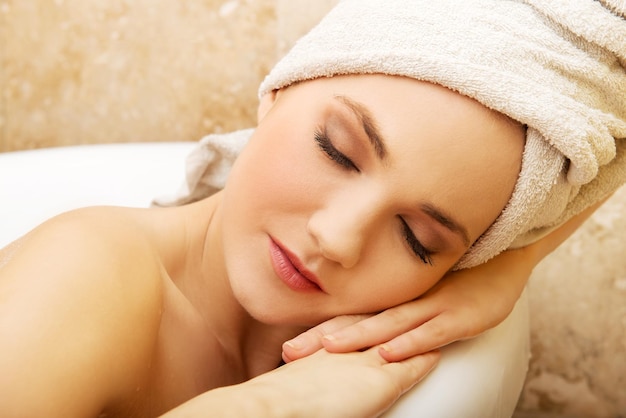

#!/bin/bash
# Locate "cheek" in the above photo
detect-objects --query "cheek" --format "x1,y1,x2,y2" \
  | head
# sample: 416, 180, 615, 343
341, 238, 453, 312
347, 264, 444, 312
228, 129, 328, 214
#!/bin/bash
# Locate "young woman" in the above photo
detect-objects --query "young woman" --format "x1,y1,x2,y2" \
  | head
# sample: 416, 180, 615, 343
1, 0, 624, 417
0, 73, 524, 416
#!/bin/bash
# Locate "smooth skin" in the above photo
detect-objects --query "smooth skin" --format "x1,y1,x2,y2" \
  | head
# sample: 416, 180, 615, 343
1, 74, 589, 418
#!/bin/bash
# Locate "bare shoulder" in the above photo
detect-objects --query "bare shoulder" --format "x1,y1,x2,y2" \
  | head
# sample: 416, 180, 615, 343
0, 206, 165, 417
2, 206, 164, 291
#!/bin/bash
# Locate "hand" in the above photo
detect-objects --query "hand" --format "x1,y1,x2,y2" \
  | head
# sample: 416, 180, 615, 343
163, 348, 439, 418
283, 247, 532, 363
251, 348, 440, 418
283, 196, 606, 363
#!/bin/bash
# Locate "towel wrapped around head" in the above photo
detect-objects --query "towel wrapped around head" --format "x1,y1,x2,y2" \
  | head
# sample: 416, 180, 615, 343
157, 0, 626, 270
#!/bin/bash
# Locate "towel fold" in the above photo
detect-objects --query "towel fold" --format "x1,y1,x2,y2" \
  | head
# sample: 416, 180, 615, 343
158, 0, 626, 269
152, 129, 252, 207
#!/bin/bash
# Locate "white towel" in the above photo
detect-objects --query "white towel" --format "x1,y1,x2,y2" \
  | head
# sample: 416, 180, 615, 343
159, 0, 626, 269
152, 129, 252, 207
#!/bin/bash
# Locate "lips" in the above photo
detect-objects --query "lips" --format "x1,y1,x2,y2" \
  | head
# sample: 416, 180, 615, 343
269, 237, 324, 293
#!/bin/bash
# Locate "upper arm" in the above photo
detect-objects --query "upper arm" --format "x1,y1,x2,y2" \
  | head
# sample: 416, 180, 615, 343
0, 208, 163, 417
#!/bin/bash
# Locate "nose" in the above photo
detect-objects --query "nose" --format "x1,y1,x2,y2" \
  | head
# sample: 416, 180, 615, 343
306, 191, 381, 269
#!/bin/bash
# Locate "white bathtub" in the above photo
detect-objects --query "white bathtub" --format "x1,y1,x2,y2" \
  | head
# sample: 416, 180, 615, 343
0, 142, 194, 247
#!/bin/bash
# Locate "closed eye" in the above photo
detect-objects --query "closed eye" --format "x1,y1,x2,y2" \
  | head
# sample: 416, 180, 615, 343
400, 217, 434, 265
314, 128, 360, 172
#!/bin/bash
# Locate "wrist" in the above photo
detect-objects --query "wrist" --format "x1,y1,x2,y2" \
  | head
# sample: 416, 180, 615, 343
515, 243, 543, 272
159, 380, 291, 418
239, 378, 293, 418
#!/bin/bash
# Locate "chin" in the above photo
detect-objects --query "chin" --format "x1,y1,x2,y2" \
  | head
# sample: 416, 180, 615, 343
237, 293, 328, 327
251, 305, 325, 327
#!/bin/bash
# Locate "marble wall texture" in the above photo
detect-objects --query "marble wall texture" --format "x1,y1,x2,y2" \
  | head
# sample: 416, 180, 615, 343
519, 185, 626, 418
2, 0, 624, 416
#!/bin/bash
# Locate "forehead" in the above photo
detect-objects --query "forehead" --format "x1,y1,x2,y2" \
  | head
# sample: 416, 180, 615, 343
282, 75, 525, 240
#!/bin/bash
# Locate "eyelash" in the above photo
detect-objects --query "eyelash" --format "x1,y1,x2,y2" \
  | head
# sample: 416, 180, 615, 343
400, 218, 434, 265
314, 128, 360, 172
314, 128, 434, 266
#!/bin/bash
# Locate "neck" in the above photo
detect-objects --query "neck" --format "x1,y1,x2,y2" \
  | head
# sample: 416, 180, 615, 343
181, 194, 307, 379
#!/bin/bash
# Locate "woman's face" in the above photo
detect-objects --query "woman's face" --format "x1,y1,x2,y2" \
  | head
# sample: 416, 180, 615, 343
220, 74, 524, 326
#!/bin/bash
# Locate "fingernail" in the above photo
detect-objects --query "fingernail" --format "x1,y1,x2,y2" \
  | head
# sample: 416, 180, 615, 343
380, 344, 392, 353
284, 336, 305, 350
322, 334, 336, 342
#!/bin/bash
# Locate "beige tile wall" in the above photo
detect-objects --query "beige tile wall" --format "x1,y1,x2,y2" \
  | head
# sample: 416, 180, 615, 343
1, 0, 282, 151
2, 0, 624, 416
0, 0, 344, 152
0, 1, 8, 146
519, 186, 626, 417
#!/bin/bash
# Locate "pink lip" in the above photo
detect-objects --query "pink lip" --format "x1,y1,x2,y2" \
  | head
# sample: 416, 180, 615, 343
269, 237, 324, 293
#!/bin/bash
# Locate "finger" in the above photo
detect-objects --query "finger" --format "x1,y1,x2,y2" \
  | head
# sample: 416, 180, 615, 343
322, 301, 437, 353
383, 350, 441, 397
378, 310, 467, 362
282, 314, 371, 362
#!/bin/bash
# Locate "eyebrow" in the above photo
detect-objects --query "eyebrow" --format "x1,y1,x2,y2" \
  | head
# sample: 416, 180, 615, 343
421, 203, 471, 248
334, 95, 388, 160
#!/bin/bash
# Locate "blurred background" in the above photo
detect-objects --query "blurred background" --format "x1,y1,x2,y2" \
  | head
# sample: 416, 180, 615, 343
1, 1, 624, 416
0, 0, 336, 151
